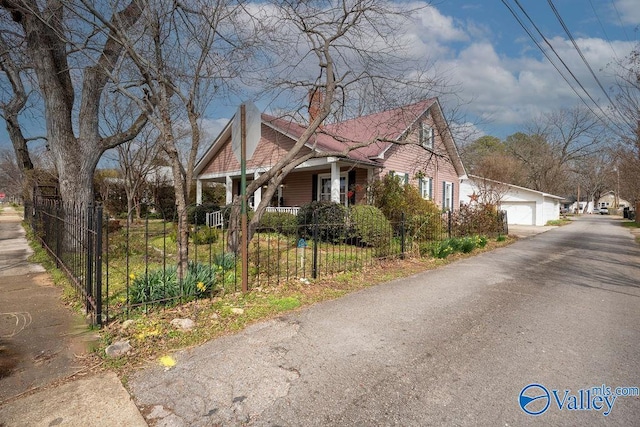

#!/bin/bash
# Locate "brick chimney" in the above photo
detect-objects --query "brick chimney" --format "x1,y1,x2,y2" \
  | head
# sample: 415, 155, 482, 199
308, 88, 323, 125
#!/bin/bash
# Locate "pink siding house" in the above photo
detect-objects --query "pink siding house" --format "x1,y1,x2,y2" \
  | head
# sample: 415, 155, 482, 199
194, 98, 466, 212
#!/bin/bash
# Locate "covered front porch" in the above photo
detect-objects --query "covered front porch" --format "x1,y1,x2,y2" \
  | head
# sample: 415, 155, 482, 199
195, 157, 376, 210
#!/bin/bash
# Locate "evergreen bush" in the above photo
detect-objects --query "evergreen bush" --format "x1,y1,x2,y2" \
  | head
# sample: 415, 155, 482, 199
349, 205, 391, 248
259, 211, 298, 235
297, 201, 348, 243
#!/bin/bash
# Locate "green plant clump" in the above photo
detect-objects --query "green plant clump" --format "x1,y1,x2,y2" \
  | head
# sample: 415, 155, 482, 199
297, 201, 348, 243
129, 260, 231, 305
259, 211, 298, 236
429, 235, 488, 259
349, 205, 391, 248
191, 226, 219, 245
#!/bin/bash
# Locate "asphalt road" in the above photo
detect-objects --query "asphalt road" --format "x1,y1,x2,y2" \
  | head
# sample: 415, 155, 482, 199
130, 215, 640, 426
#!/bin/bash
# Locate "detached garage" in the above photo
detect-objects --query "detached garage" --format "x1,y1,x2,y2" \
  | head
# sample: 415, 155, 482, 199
459, 176, 562, 226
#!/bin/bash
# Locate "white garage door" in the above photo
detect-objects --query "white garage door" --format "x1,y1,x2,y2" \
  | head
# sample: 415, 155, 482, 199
501, 202, 536, 225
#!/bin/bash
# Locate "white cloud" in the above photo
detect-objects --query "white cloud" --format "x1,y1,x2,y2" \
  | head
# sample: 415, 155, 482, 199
612, 0, 640, 25
411, 5, 469, 43
200, 117, 230, 140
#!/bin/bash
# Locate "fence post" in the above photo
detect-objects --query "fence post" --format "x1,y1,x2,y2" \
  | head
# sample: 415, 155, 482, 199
447, 210, 452, 238
55, 202, 62, 268
86, 202, 94, 321
400, 212, 405, 259
95, 204, 103, 326
312, 210, 318, 279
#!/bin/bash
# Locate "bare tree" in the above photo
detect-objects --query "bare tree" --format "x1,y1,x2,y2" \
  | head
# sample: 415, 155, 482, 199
499, 107, 604, 195
220, 0, 451, 248
569, 152, 612, 209
81, 0, 254, 273
610, 43, 640, 143
0, 148, 23, 198
609, 43, 640, 206
0, 0, 150, 207
0, 26, 35, 200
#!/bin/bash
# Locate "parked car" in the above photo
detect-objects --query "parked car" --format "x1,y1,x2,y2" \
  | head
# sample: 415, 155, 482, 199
598, 207, 609, 215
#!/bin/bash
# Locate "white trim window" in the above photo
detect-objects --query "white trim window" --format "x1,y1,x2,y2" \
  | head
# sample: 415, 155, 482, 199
419, 177, 433, 200
318, 173, 347, 205
443, 181, 454, 211
419, 123, 434, 150
389, 171, 409, 185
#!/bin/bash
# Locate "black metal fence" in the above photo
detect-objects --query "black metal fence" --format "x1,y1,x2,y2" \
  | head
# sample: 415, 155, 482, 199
25, 199, 507, 326
25, 199, 103, 325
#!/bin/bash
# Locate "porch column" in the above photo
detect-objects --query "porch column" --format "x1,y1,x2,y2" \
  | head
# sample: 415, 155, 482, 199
253, 171, 262, 208
225, 175, 233, 205
196, 179, 203, 205
330, 161, 340, 203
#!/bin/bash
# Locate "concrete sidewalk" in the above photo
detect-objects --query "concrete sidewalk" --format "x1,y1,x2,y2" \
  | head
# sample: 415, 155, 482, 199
507, 224, 558, 238
0, 205, 146, 427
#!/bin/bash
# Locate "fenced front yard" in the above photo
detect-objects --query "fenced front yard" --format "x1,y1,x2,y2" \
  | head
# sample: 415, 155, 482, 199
25, 199, 507, 325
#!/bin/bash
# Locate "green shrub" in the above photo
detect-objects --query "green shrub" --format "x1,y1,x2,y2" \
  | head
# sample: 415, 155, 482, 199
297, 201, 348, 243
370, 174, 441, 224
259, 211, 298, 235
407, 213, 446, 242
451, 204, 504, 236
349, 205, 391, 248
190, 226, 219, 245
187, 203, 220, 225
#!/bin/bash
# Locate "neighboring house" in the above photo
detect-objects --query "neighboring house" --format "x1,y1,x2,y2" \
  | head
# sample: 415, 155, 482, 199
459, 175, 563, 226
194, 98, 466, 212
596, 191, 630, 210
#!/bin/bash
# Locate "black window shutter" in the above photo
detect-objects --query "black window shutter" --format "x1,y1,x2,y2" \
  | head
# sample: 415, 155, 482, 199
312, 174, 318, 201
348, 169, 356, 204
442, 181, 446, 207
451, 182, 455, 210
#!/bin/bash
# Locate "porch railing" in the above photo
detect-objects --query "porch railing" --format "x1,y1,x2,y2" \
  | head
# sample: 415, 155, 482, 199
206, 210, 225, 227
266, 206, 300, 216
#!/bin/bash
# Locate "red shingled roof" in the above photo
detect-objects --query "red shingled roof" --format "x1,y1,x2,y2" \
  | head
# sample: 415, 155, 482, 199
263, 98, 436, 163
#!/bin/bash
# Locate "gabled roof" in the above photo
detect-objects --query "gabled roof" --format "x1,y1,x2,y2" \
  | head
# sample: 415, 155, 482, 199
195, 98, 466, 176
465, 175, 564, 200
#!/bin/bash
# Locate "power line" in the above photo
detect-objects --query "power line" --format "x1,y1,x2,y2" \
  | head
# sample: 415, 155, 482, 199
547, 0, 623, 121
610, 0, 631, 42
506, 0, 607, 119
502, 0, 626, 136
588, 0, 620, 60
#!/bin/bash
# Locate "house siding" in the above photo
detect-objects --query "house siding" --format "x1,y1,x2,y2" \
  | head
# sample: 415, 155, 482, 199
201, 124, 300, 175
279, 167, 370, 207
196, 99, 465, 212
378, 113, 460, 208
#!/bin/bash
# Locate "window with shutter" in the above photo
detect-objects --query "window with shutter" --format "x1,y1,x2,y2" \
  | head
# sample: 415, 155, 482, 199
419, 123, 434, 149
420, 177, 433, 200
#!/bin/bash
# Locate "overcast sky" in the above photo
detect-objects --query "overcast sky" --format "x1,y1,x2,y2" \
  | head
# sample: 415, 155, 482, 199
1, 0, 638, 154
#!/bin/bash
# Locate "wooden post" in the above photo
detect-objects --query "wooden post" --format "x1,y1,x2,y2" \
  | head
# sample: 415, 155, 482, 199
241, 105, 248, 292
